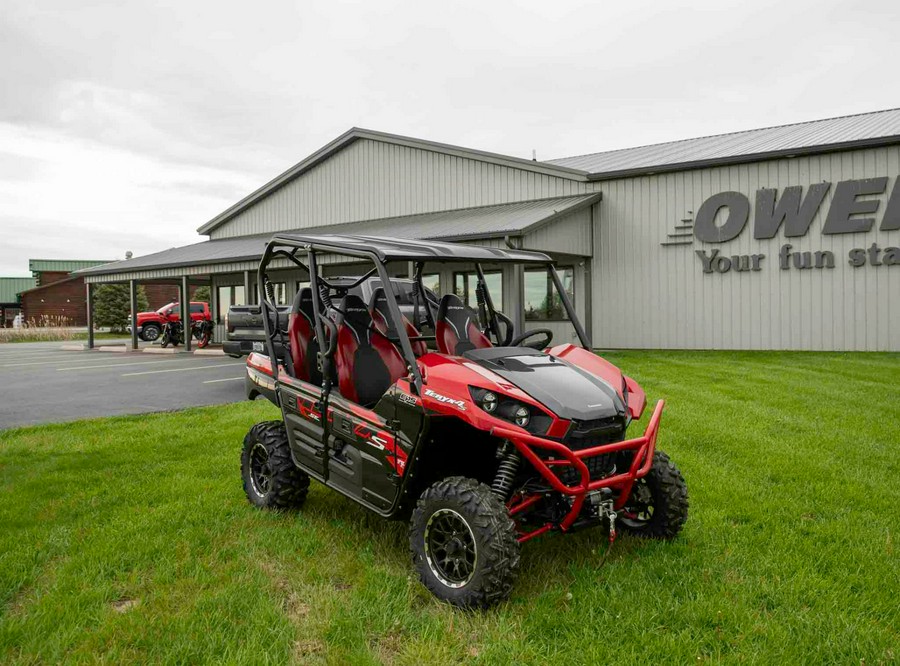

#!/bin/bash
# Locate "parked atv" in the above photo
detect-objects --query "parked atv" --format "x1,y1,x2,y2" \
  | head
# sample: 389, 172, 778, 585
240, 234, 688, 608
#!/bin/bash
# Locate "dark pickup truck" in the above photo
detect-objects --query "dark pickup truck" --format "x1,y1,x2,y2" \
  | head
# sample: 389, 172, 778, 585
223, 277, 437, 358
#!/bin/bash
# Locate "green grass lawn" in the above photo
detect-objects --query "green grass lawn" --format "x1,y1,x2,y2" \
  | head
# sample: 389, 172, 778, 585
1, 351, 898, 664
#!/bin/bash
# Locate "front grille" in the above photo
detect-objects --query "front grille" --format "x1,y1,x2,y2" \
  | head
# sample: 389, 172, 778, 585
554, 416, 626, 485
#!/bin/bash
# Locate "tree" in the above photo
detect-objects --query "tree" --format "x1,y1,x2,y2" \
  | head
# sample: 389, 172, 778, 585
93, 284, 149, 332
193, 285, 210, 303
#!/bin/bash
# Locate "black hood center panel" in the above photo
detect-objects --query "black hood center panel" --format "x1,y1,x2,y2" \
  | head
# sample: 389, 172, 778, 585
463, 347, 626, 421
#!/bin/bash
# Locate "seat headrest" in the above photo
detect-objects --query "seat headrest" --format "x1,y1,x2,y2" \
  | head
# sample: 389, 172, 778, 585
368, 287, 397, 335
293, 287, 314, 321
340, 294, 372, 341
437, 293, 469, 321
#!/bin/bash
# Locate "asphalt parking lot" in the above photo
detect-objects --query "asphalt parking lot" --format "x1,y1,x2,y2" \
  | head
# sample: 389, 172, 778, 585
0, 341, 248, 430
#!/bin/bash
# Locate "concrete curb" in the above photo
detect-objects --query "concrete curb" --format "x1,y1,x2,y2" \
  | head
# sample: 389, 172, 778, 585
143, 347, 179, 354
98, 345, 128, 353
60, 343, 86, 351
194, 348, 226, 356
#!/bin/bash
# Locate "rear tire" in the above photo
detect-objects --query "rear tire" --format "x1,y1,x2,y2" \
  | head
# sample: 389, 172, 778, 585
241, 421, 309, 510
618, 450, 688, 540
409, 476, 520, 609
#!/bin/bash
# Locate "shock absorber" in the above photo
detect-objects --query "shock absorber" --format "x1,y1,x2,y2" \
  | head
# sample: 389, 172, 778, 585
492, 441, 521, 500
318, 282, 333, 310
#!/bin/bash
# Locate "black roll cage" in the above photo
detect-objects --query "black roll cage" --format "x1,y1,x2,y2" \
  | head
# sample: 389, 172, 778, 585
256, 235, 591, 400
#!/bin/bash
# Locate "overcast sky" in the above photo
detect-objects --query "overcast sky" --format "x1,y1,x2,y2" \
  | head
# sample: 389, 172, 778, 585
1, 0, 897, 274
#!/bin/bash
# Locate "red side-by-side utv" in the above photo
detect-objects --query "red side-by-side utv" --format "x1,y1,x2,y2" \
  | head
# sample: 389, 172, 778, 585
240, 234, 688, 608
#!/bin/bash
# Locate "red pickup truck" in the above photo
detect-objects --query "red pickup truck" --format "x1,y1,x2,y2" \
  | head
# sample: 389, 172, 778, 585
130, 301, 211, 342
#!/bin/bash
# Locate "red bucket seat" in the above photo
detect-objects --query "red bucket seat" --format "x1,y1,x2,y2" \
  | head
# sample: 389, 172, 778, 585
369, 287, 428, 357
287, 287, 322, 384
334, 294, 407, 406
435, 294, 492, 356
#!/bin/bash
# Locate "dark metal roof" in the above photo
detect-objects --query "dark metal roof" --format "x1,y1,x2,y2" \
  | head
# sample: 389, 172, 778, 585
548, 108, 900, 178
81, 195, 596, 276
272, 234, 551, 264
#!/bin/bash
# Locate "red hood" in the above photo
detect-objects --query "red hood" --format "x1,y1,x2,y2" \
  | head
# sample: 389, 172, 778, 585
414, 344, 632, 424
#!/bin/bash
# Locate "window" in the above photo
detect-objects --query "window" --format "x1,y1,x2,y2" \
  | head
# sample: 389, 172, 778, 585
217, 285, 246, 320
453, 271, 502, 311
190, 303, 205, 314
422, 273, 441, 295
524, 267, 574, 321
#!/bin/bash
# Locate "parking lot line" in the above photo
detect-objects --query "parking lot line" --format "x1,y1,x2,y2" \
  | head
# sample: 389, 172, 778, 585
4, 356, 146, 368
56, 359, 191, 372
121, 363, 241, 377
0, 352, 71, 362
202, 376, 244, 384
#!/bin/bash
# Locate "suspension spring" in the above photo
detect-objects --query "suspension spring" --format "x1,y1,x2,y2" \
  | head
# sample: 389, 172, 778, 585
318, 282, 333, 310
491, 441, 521, 501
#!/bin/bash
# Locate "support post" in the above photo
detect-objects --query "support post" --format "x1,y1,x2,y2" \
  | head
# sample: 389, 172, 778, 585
86, 282, 95, 349
210, 278, 218, 324
181, 276, 191, 352
129, 280, 139, 350
243, 270, 252, 305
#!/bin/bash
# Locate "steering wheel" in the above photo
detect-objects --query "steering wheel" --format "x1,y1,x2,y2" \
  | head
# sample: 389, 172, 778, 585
510, 328, 554, 350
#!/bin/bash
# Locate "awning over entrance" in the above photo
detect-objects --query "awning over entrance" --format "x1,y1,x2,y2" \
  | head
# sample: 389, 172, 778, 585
78, 193, 600, 283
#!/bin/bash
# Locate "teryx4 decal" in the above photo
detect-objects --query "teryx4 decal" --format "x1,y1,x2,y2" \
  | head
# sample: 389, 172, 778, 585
424, 388, 466, 411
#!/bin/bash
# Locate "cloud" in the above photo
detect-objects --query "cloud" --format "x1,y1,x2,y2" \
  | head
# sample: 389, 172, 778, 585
1, 0, 898, 274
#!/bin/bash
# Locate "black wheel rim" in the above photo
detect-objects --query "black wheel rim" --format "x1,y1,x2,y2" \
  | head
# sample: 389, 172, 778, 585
249, 442, 272, 497
620, 478, 655, 526
424, 508, 477, 588
144, 327, 159, 341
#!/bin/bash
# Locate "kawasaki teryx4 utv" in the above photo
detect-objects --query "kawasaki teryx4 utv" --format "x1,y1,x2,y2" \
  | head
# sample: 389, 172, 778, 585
240, 234, 688, 608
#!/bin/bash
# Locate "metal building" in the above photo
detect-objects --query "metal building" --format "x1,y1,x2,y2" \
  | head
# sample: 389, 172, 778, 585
81, 109, 900, 351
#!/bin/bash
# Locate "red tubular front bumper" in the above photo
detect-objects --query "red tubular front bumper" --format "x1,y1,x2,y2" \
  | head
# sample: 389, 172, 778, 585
492, 399, 665, 537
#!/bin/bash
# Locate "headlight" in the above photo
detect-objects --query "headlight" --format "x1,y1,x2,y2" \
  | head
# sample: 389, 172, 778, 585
513, 405, 530, 427
468, 387, 550, 435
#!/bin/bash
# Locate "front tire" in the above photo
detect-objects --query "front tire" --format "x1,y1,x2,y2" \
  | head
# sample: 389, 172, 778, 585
141, 323, 161, 342
241, 421, 309, 510
618, 450, 688, 539
410, 477, 520, 609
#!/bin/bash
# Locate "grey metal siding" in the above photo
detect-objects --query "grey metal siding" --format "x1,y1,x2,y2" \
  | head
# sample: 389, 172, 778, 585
591, 146, 900, 351
523, 206, 593, 256
210, 139, 595, 239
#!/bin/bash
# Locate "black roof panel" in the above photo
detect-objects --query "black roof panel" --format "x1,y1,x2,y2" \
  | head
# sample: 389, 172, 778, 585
272, 233, 553, 263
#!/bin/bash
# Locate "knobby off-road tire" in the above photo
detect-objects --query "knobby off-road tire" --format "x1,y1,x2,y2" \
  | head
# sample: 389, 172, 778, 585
618, 450, 688, 539
241, 421, 310, 510
409, 476, 520, 609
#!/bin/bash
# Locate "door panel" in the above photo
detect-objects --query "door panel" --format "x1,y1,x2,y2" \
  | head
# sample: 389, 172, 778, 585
327, 395, 400, 511
278, 380, 326, 480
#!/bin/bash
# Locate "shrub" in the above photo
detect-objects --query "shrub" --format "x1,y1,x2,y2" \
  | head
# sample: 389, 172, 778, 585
93, 284, 149, 333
